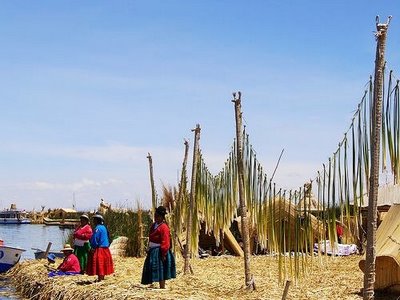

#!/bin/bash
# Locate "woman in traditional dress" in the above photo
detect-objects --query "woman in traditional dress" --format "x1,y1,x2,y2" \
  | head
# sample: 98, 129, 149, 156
48, 244, 80, 277
86, 214, 114, 282
73, 214, 93, 274
141, 206, 176, 289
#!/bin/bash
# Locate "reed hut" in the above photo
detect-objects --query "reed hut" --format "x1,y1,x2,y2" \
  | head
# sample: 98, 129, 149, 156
360, 184, 400, 224
237, 198, 325, 253
359, 203, 400, 292
197, 223, 244, 257
270, 199, 324, 251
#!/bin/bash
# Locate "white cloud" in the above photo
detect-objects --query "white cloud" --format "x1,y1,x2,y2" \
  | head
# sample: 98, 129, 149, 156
13, 177, 124, 192
1, 141, 183, 164
0, 142, 188, 210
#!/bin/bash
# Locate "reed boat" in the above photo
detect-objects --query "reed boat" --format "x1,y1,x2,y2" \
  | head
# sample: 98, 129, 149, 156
43, 208, 80, 228
43, 217, 79, 228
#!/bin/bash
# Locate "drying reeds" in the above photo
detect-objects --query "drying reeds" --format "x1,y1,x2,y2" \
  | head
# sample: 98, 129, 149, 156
159, 72, 400, 284
7, 254, 387, 300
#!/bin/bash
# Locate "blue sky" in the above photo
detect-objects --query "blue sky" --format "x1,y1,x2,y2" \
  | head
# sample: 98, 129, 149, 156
0, 1, 399, 211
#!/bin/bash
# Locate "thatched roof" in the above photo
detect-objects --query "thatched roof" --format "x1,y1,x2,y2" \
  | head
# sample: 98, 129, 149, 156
271, 198, 324, 235
359, 203, 400, 290
60, 208, 77, 213
360, 184, 400, 207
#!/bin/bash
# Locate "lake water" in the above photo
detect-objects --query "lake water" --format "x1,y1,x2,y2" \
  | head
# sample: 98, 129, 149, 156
0, 224, 71, 299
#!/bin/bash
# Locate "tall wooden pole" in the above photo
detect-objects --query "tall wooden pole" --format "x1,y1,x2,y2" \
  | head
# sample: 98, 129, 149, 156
175, 140, 190, 256
137, 202, 145, 257
232, 92, 255, 290
177, 140, 190, 214
363, 16, 391, 300
184, 124, 201, 275
147, 153, 157, 216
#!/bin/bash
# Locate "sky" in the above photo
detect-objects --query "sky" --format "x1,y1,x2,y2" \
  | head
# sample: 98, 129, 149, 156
0, 1, 399, 211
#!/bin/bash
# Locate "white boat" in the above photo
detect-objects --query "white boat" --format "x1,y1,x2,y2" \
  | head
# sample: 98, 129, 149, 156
0, 245, 25, 272
0, 204, 31, 224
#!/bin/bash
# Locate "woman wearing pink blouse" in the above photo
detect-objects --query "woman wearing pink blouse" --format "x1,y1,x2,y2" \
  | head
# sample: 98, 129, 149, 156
73, 214, 93, 274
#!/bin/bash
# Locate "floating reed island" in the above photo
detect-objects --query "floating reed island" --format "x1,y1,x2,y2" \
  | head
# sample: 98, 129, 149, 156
7, 255, 390, 300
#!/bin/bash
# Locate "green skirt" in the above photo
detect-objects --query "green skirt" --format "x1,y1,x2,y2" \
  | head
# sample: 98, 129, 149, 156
141, 247, 176, 285
74, 242, 91, 272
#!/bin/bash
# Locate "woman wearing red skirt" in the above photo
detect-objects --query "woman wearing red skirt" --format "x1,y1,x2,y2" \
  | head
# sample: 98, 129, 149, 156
86, 214, 114, 281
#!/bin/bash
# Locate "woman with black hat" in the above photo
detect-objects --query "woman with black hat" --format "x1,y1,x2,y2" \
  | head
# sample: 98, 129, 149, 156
86, 213, 114, 282
141, 206, 176, 288
73, 214, 93, 274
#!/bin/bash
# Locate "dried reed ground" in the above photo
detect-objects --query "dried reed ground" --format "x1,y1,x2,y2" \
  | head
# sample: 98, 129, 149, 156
7, 255, 397, 300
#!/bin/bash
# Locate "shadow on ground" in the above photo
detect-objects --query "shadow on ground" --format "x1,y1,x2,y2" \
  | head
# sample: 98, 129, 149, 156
353, 290, 399, 300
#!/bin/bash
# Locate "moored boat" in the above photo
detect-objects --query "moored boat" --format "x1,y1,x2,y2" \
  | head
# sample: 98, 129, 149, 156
32, 248, 64, 260
0, 245, 25, 272
43, 217, 80, 228
43, 208, 80, 228
43, 217, 61, 226
0, 204, 31, 224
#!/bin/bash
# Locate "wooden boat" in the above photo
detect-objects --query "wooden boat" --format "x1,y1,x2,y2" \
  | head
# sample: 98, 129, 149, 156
0, 204, 31, 224
32, 248, 64, 260
0, 245, 25, 272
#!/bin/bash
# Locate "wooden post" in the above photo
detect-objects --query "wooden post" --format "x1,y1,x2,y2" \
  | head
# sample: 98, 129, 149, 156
43, 242, 52, 259
184, 125, 201, 275
281, 280, 291, 300
363, 16, 391, 300
147, 153, 157, 216
175, 140, 190, 257
178, 140, 190, 203
232, 92, 255, 290
220, 228, 225, 254
137, 202, 145, 257
178, 236, 194, 274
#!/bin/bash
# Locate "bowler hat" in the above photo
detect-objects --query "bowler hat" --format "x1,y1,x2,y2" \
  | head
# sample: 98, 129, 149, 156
80, 214, 89, 221
93, 214, 104, 221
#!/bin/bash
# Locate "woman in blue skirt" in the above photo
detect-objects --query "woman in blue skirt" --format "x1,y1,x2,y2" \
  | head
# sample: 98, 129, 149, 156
141, 206, 176, 289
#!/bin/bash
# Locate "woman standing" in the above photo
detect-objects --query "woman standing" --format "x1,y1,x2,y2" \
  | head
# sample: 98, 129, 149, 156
86, 214, 114, 282
73, 214, 93, 274
141, 206, 176, 289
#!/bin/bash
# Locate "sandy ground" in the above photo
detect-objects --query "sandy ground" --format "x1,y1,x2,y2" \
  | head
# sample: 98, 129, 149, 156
8, 255, 399, 300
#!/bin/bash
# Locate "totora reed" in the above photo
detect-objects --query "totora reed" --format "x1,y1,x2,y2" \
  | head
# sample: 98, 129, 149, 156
5, 254, 397, 300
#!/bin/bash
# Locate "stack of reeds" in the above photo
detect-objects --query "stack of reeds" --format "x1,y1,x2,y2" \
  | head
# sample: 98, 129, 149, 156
109, 236, 129, 258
